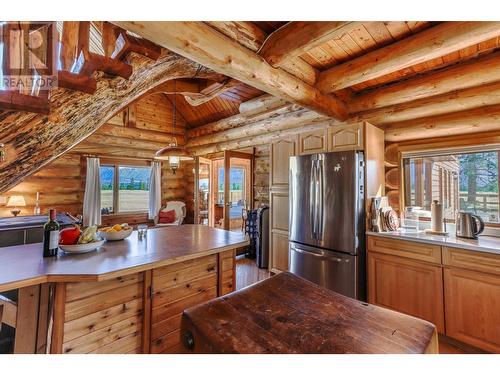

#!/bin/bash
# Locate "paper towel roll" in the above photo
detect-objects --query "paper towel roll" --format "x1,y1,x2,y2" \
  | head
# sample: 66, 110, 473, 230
431, 200, 444, 232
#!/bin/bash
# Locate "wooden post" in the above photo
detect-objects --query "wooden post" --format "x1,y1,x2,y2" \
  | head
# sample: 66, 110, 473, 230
223, 151, 231, 230
36, 283, 51, 354
194, 156, 200, 225
50, 283, 66, 354
14, 285, 40, 353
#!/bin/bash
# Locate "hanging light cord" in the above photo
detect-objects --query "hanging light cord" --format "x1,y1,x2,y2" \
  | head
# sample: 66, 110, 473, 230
172, 80, 177, 146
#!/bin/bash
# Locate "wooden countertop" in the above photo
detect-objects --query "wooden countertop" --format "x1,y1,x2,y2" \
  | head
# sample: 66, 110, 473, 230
181, 272, 438, 354
0, 225, 248, 292
367, 230, 500, 255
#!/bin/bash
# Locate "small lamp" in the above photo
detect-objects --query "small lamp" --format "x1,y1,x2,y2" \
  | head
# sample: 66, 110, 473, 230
7, 195, 26, 217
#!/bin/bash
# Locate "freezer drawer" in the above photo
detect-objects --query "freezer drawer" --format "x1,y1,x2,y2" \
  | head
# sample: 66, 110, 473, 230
289, 242, 363, 300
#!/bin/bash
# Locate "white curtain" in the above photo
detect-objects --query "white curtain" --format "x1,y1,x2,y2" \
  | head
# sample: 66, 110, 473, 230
83, 157, 101, 227
148, 161, 162, 220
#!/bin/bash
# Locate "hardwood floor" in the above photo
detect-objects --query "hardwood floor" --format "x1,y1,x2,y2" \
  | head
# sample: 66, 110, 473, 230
235, 256, 271, 290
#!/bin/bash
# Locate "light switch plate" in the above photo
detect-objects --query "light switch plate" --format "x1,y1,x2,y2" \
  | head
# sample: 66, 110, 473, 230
0, 196, 7, 205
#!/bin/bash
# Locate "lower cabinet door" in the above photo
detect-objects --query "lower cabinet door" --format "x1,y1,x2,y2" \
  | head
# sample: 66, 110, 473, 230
444, 268, 500, 352
271, 232, 289, 272
368, 252, 445, 333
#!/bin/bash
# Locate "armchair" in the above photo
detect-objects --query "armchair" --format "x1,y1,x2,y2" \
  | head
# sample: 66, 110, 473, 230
154, 201, 186, 227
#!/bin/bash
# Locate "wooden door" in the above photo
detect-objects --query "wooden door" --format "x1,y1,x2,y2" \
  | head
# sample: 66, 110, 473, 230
368, 252, 445, 333
298, 129, 327, 155
327, 123, 363, 151
444, 268, 500, 352
270, 137, 296, 187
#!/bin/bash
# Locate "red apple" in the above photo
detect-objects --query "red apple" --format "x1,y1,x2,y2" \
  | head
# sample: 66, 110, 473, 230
59, 226, 82, 245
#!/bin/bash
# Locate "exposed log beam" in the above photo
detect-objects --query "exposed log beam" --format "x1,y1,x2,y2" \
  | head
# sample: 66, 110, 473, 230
384, 104, 500, 142
350, 51, 500, 112
259, 22, 358, 67
238, 94, 288, 115
187, 102, 301, 138
357, 80, 500, 125
187, 108, 325, 148
0, 91, 49, 114
184, 78, 241, 106
190, 119, 335, 156
113, 21, 348, 120
207, 21, 318, 85
60, 21, 79, 71
317, 21, 500, 93
0, 51, 223, 193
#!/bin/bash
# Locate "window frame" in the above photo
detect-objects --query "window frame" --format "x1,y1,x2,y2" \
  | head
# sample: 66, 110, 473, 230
400, 145, 500, 226
99, 159, 152, 216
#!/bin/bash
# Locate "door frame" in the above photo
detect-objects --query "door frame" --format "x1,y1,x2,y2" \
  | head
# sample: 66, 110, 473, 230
223, 150, 254, 230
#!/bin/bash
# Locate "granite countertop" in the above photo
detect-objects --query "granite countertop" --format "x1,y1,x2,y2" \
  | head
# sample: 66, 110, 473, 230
0, 225, 249, 292
367, 230, 500, 255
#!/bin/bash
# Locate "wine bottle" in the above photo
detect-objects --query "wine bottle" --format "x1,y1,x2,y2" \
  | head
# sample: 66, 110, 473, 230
43, 209, 60, 257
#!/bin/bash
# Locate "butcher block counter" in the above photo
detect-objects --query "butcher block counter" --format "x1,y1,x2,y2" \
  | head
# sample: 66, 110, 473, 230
0, 225, 248, 354
180, 272, 438, 354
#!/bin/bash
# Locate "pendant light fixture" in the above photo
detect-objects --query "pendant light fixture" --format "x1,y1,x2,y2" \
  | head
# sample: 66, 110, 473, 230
155, 80, 192, 174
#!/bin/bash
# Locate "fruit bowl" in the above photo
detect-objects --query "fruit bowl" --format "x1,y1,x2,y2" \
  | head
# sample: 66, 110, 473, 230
98, 227, 133, 241
59, 240, 105, 254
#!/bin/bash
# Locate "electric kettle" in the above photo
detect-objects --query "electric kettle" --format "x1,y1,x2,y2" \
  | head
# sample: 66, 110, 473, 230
455, 212, 485, 239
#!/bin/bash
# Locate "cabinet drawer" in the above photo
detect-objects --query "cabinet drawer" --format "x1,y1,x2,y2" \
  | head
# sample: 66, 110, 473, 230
443, 247, 500, 276
367, 236, 441, 264
298, 129, 327, 155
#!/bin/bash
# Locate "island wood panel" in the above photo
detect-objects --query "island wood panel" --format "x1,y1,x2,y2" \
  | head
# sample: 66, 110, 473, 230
443, 267, 500, 352
367, 252, 445, 334
150, 252, 234, 354
56, 273, 144, 354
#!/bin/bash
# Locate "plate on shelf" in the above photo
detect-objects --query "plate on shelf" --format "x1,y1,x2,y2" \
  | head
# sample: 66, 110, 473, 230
59, 240, 105, 254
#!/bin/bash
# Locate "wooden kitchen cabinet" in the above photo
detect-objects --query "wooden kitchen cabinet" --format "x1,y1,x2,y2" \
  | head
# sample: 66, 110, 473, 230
271, 231, 290, 273
270, 137, 296, 187
327, 123, 363, 151
298, 128, 327, 155
444, 267, 500, 353
368, 252, 445, 333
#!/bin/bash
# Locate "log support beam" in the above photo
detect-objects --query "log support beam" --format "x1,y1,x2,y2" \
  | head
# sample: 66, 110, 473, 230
316, 21, 500, 92
113, 21, 348, 120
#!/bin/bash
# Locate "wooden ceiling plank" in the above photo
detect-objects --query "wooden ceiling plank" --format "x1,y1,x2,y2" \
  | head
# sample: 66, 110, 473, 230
258, 21, 358, 68
316, 21, 500, 93
113, 21, 348, 120
350, 51, 500, 112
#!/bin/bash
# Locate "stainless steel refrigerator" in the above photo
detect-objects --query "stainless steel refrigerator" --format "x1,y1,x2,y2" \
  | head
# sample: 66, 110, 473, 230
289, 150, 366, 300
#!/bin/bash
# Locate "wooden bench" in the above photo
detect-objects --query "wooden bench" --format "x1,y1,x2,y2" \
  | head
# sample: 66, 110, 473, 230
181, 272, 439, 354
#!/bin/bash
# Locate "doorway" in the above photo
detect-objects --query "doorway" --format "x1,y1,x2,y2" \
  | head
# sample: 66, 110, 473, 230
194, 150, 253, 232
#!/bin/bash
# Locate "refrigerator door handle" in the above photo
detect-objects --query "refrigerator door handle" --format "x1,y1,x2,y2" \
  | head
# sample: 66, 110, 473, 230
309, 159, 317, 239
291, 246, 347, 262
318, 158, 324, 240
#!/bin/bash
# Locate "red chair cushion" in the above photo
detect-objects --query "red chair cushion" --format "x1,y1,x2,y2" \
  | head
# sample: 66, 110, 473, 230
159, 209, 176, 224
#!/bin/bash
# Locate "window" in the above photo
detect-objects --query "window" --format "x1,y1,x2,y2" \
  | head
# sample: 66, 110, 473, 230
403, 149, 500, 223
100, 164, 151, 214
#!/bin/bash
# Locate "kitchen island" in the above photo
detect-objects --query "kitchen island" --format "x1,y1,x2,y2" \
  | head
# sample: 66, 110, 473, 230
0, 225, 248, 354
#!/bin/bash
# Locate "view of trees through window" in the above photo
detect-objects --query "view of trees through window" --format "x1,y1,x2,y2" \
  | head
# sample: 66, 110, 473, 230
100, 165, 151, 214
404, 151, 500, 223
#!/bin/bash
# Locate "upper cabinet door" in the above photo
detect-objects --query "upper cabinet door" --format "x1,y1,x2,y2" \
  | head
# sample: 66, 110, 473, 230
328, 123, 363, 151
298, 129, 327, 155
270, 137, 297, 187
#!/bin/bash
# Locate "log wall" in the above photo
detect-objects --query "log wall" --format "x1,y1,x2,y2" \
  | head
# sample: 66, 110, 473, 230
0, 94, 194, 223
